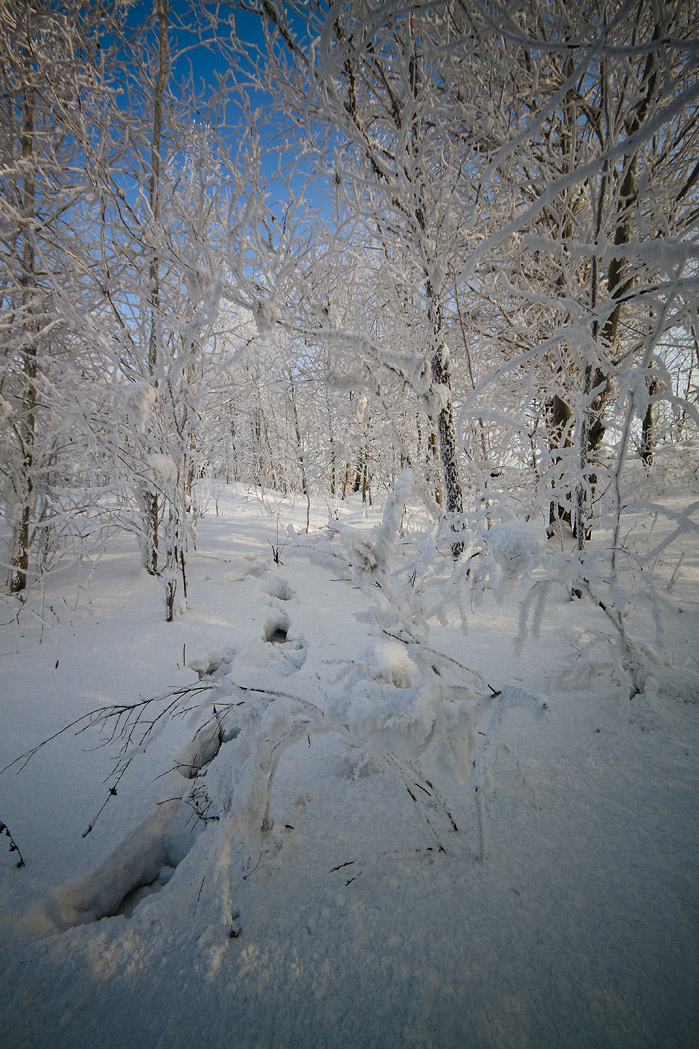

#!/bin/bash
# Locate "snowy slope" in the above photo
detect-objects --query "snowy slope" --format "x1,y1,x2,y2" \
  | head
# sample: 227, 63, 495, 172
1, 485, 697, 1049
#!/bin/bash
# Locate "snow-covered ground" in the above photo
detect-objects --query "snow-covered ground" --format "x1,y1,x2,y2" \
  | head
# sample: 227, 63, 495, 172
1, 482, 697, 1049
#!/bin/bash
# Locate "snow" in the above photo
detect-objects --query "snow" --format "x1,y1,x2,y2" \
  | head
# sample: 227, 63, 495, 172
1, 485, 698, 1049
124, 381, 156, 432
147, 453, 178, 487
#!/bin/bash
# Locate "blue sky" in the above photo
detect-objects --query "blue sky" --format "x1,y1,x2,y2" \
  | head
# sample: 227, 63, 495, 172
115, 1, 267, 106
98, 1, 331, 231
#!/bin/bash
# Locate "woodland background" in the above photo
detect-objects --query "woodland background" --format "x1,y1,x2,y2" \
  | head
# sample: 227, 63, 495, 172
1, 0, 697, 630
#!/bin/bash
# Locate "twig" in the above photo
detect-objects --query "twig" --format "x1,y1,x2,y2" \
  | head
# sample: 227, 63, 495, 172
0, 681, 218, 776
242, 850, 263, 881
82, 759, 132, 837
193, 875, 206, 917
0, 819, 25, 868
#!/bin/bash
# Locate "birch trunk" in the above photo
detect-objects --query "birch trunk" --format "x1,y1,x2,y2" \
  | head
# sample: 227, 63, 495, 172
143, 0, 169, 576
8, 71, 36, 593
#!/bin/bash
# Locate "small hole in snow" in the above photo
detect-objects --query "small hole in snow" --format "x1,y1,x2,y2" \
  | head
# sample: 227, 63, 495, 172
264, 612, 289, 643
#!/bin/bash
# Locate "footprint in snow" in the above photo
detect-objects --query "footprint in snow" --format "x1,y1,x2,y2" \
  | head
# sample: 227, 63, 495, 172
263, 610, 306, 671
261, 575, 295, 602
40, 802, 201, 929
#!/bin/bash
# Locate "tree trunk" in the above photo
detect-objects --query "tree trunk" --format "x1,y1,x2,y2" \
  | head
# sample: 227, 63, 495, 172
427, 284, 463, 556
342, 462, 352, 501
546, 393, 573, 532
288, 378, 311, 532
578, 23, 661, 474
639, 373, 658, 467
361, 448, 372, 507
427, 424, 443, 507
9, 75, 36, 593
143, 0, 169, 577
326, 389, 336, 497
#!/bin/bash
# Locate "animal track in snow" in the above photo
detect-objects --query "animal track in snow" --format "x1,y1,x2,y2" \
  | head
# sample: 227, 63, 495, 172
262, 576, 295, 602
263, 610, 306, 670
42, 802, 202, 929
264, 609, 290, 644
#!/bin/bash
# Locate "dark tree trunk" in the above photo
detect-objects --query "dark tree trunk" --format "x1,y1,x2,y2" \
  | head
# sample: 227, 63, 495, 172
427, 285, 463, 556
640, 376, 658, 467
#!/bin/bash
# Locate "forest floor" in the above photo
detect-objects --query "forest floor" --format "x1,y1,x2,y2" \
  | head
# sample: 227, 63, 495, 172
0, 478, 698, 1049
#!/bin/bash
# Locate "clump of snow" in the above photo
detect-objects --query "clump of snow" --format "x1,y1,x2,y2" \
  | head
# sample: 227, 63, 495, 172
341, 468, 414, 581
327, 640, 479, 780
467, 520, 546, 600
483, 521, 546, 576
422, 381, 451, 417
172, 709, 237, 778
188, 647, 235, 679
124, 380, 156, 432
184, 263, 209, 306
363, 640, 422, 689
146, 452, 178, 488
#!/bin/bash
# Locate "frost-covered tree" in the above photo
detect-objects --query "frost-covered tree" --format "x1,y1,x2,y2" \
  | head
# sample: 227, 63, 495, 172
223, 0, 507, 535
78, 1, 245, 618
456, 0, 699, 543
0, 0, 119, 591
